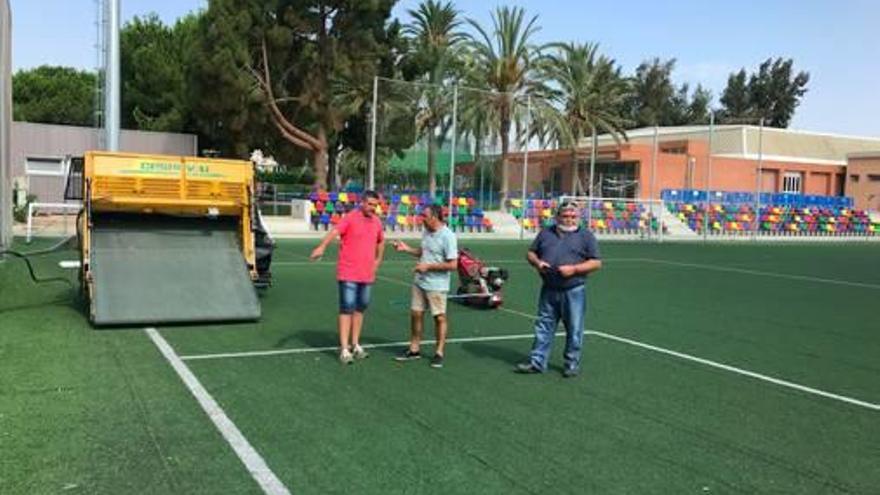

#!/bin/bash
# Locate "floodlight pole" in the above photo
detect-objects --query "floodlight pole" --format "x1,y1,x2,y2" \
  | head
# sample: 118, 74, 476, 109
368, 76, 378, 190
519, 95, 531, 240
0, 0, 10, 255
104, 0, 120, 151
447, 83, 458, 217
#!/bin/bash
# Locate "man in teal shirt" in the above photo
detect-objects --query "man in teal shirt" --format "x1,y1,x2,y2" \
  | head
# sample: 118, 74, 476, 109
392, 204, 458, 368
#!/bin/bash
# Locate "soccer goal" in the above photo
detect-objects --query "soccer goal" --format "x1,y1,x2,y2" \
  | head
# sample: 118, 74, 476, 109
25, 202, 82, 243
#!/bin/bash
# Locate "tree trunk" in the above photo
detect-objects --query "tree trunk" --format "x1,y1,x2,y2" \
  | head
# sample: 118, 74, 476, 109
570, 148, 579, 195
589, 127, 597, 199
499, 116, 510, 212
314, 125, 329, 190
328, 144, 340, 191
427, 129, 437, 198
475, 132, 483, 208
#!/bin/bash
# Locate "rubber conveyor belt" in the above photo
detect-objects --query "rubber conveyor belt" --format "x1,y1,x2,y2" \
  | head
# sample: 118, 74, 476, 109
89, 214, 260, 325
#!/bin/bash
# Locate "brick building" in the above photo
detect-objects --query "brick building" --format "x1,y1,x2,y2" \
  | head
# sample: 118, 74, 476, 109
503, 125, 880, 210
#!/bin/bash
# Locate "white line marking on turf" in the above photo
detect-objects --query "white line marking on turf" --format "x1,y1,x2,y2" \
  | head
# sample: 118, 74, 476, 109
145, 328, 291, 495
178, 290, 880, 413
180, 319, 880, 412
631, 257, 880, 290
493, 305, 880, 411
401, 274, 879, 411
176, 272, 880, 413
585, 330, 880, 412
181, 333, 543, 361
280, 257, 880, 289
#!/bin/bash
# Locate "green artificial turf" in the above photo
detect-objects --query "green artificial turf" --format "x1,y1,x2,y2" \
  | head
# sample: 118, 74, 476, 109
2, 238, 879, 494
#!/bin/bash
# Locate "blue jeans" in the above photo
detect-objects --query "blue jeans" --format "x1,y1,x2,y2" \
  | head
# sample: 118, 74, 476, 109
528, 284, 586, 372
338, 281, 372, 314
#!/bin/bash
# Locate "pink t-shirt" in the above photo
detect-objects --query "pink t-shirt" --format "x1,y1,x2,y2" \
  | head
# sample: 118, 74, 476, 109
336, 210, 384, 283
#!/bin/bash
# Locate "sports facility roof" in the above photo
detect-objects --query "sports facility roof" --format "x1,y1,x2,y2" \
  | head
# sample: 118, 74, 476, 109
589, 125, 880, 166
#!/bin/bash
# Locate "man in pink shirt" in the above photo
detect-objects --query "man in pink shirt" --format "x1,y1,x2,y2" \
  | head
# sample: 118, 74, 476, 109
310, 191, 385, 364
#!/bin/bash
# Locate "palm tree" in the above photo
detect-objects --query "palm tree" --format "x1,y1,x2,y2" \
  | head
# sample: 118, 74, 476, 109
466, 6, 543, 210
404, 0, 466, 197
539, 42, 630, 194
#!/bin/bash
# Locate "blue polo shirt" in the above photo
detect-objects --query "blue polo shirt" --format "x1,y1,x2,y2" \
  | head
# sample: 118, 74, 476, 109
529, 226, 601, 290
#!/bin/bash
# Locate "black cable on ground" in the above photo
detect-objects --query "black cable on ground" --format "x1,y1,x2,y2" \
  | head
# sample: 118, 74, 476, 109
0, 235, 77, 286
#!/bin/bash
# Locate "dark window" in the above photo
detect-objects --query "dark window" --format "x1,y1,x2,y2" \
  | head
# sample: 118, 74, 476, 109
661, 145, 687, 154
596, 161, 638, 198
64, 156, 84, 201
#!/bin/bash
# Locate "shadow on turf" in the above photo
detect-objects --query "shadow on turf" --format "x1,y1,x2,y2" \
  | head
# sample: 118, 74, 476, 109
460, 341, 523, 366
460, 341, 566, 374
0, 290, 81, 317
275, 329, 566, 373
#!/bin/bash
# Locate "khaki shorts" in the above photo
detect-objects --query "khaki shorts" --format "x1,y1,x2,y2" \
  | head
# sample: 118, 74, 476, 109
411, 285, 448, 316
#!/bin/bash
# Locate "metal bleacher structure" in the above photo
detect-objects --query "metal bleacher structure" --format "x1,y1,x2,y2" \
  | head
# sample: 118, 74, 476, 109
300, 189, 878, 240
307, 191, 493, 233
663, 189, 879, 237
509, 197, 665, 238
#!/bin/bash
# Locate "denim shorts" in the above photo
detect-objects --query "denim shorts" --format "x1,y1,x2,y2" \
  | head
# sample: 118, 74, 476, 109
338, 281, 373, 314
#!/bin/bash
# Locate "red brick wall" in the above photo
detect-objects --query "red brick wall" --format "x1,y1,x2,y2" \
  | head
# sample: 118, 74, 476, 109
846, 156, 880, 210
501, 139, 851, 202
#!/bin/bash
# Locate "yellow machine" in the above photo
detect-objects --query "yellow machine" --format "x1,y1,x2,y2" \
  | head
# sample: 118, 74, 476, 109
72, 151, 272, 326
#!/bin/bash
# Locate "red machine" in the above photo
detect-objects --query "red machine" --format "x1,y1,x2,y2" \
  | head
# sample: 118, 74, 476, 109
456, 248, 509, 308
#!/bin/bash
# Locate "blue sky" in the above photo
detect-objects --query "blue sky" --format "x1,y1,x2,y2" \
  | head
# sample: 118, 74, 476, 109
8, 0, 880, 136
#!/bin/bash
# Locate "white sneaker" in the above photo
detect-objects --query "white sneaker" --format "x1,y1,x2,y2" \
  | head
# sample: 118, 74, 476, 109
352, 345, 369, 360
339, 348, 354, 364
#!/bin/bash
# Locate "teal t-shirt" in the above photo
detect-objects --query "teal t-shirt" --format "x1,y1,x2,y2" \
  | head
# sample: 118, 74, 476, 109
415, 225, 458, 291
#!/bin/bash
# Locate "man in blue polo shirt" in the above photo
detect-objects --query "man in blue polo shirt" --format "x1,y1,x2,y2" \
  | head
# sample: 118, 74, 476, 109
516, 201, 602, 377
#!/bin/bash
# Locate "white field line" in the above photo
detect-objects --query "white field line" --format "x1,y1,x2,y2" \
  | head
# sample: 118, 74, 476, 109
178, 317, 880, 413
180, 274, 880, 412
584, 329, 880, 412
145, 328, 291, 495
629, 257, 880, 290
276, 256, 880, 290
494, 303, 879, 412
491, 305, 879, 412
181, 332, 544, 361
